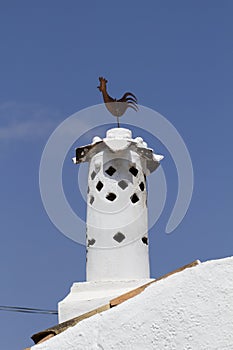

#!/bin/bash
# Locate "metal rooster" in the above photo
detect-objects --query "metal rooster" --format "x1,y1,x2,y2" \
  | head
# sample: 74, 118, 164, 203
97, 77, 138, 127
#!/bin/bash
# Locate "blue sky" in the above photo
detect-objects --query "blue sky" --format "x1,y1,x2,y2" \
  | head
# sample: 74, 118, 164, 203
0, 1, 233, 349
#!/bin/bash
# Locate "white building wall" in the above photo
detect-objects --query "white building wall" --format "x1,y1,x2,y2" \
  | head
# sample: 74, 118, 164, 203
33, 257, 233, 350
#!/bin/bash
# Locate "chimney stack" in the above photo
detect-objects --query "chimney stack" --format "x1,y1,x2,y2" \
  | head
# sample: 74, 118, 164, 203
59, 127, 163, 322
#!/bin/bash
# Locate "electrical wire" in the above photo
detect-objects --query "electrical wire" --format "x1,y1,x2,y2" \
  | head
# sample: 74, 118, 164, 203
0, 305, 58, 315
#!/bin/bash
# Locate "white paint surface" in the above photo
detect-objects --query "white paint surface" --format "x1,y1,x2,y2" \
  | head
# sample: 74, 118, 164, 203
33, 257, 233, 350
58, 279, 153, 323
77, 128, 163, 281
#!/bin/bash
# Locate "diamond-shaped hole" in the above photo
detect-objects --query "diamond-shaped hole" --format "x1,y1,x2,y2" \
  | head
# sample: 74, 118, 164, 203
88, 238, 96, 246
91, 171, 96, 180
130, 193, 139, 204
139, 182, 145, 191
89, 195, 95, 205
105, 166, 116, 176
106, 193, 117, 201
87, 186, 90, 194
142, 237, 148, 245
96, 181, 104, 192
113, 232, 125, 243
118, 180, 128, 190
129, 166, 138, 177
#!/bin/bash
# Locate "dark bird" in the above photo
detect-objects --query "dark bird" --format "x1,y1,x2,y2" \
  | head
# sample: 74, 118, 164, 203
97, 77, 138, 127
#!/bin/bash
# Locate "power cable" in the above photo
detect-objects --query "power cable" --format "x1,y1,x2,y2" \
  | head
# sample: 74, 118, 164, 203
0, 305, 58, 315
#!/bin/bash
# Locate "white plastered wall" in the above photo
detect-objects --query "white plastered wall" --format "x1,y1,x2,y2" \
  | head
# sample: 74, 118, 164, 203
34, 257, 233, 350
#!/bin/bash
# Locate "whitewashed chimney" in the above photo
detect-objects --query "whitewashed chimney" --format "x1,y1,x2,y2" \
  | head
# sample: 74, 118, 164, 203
59, 127, 163, 322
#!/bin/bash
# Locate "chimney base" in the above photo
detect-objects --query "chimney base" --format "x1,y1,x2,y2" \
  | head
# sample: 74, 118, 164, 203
58, 279, 154, 323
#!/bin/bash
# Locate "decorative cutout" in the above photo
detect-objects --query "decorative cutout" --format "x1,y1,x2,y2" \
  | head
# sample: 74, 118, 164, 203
105, 166, 116, 176
142, 237, 148, 245
113, 232, 125, 243
106, 192, 117, 201
87, 186, 90, 194
130, 193, 139, 203
96, 181, 104, 192
118, 180, 128, 190
89, 195, 95, 205
129, 166, 138, 177
139, 182, 145, 191
88, 238, 96, 246
91, 171, 96, 180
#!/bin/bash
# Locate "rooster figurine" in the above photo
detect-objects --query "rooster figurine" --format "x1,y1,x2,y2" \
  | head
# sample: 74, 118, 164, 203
97, 77, 138, 127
